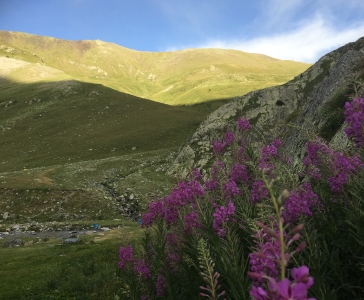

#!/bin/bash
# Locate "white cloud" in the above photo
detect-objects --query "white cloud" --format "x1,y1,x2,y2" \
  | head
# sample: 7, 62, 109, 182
179, 15, 364, 63
259, 0, 306, 28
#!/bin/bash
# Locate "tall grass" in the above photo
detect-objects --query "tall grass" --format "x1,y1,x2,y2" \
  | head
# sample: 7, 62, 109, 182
118, 90, 364, 299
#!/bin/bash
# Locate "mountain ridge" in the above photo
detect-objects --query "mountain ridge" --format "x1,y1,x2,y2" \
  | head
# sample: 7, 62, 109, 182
0, 30, 310, 105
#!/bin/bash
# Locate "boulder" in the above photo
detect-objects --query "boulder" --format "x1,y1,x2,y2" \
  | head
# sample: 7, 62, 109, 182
4, 239, 24, 248
2, 212, 9, 220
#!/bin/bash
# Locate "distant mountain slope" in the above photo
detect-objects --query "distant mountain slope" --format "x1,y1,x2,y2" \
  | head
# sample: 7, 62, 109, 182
0, 31, 310, 105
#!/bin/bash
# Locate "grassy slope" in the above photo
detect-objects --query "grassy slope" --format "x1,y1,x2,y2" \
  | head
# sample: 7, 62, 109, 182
0, 30, 310, 105
0, 79, 204, 173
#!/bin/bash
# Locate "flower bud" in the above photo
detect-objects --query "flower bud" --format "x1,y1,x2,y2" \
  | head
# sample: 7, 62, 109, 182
284, 253, 291, 266
265, 227, 279, 239
248, 272, 262, 279
281, 189, 290, 201
253, 251, 266, 259
296, 241, 307, 253
292, 233, 301, 241
256, 221, 267, 229
291, 223, 304, 233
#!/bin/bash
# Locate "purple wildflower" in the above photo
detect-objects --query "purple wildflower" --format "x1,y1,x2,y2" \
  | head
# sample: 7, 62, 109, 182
156, 274, 166, 297
205, 178, 219, 191
238, 117, 252, 131
230, 163, 249, 184
189, 168, 203, 182
224, 131, 235, 146
119, 245, 134, 270
213, 200, 235, 237
249, 229, 281, 283
213, 161, 225, 176
212, 139, 224, 155
272, 139, 283, 148
162, 180, 205, 225
282, 183, 319, 223
268, 278, 316, 300
303, 138, 333, 179
223, 178, 240, 199
344, 97, 364, 147
133, 259, 151, 279
259, 144, 279, 172
251, 180, 268, 203
291, 266, 314, 289
141, 199, 165, 228
250, 286, 269, 300
327, 152, 363, 193
184, 211, 201, 233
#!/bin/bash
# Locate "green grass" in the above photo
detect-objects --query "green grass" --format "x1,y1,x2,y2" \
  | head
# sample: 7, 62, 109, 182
0, 79, 205, 173
0, 221, 142, 300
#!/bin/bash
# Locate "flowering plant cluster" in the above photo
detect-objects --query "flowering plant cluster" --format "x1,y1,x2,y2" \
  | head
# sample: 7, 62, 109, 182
344, 97, 364, 147
303, 137, 363, 193
117, 93, 364, 299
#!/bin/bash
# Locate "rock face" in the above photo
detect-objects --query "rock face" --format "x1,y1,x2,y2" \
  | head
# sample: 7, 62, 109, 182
170, 36, 364, 177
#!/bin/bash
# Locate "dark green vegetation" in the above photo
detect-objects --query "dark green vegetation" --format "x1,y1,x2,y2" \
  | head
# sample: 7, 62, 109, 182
318, 89, 349, 141
318, 57, 364, 141
0, 221, 142, 300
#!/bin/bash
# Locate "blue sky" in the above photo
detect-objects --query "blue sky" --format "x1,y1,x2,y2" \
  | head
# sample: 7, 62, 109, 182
1, 0, 363, 63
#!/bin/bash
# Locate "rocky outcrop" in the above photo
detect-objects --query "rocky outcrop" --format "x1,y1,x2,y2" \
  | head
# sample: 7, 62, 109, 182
170, 36, 364, 177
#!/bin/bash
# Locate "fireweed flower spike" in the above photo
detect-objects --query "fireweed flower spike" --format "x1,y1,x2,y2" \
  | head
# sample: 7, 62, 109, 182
133, 259, 151, 279
251, 180, 269, 203
237, 117, 252, 131
224, 131, 235, 147
213, 139, 224, 155
212, 200, 235, 237
344, 97, 364, 147
119, 245, 134, 270
249, 174, 315, 299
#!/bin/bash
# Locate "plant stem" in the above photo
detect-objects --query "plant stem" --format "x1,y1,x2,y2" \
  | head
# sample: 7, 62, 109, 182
262, 172, 286, 280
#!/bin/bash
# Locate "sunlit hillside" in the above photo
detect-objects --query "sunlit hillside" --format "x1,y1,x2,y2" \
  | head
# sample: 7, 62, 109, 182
0, 30, 310, 105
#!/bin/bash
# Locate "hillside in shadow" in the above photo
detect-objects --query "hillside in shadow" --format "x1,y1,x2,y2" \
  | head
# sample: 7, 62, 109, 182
0, 78, 205, 172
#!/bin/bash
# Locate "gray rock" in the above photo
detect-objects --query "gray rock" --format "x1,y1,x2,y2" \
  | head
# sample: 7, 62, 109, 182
169, 36, 364, 176
2, 212, 9, 220
4, 239, 24, 248
64, 238, 80, 244
12, 224, 20, 231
